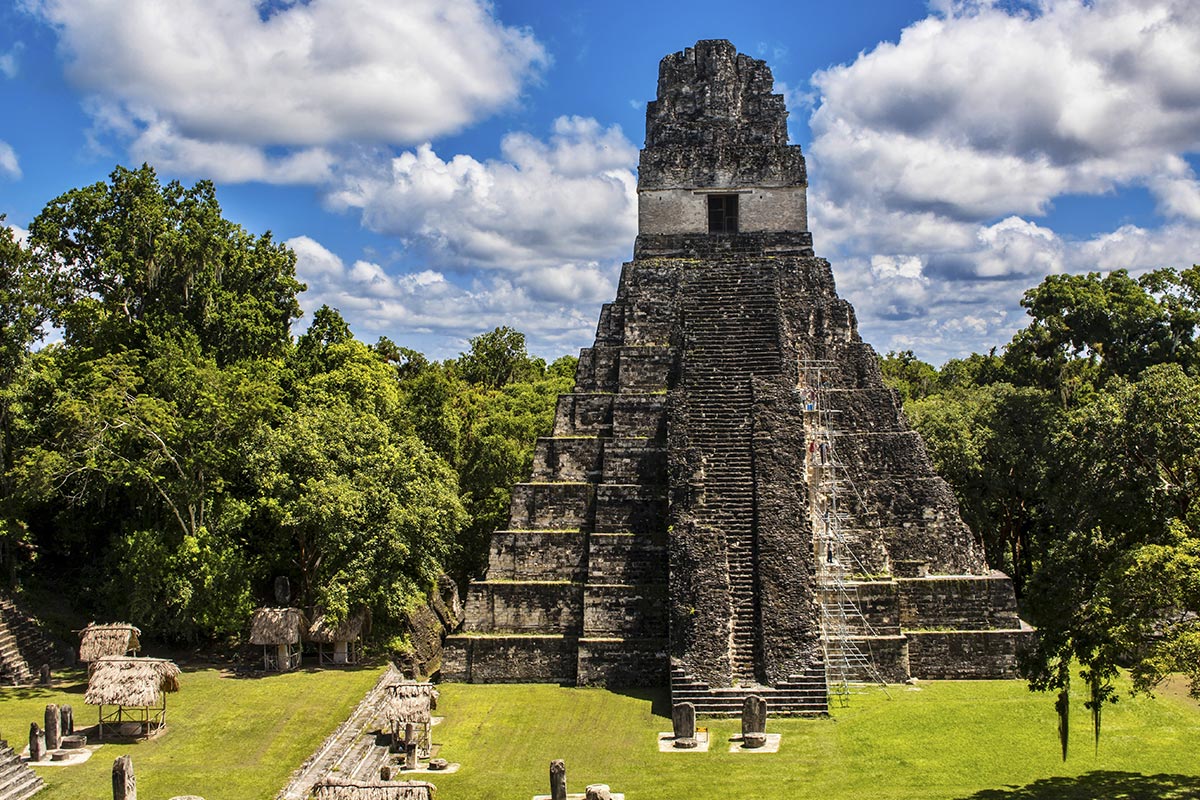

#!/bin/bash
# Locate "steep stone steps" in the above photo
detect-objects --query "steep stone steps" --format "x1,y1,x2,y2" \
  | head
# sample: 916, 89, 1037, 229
0, 739, 43, 800
0, 597, 63, 686
670, 667, 828, 717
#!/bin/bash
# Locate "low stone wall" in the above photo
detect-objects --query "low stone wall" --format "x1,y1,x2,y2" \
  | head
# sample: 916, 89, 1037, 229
508, 483, 593, 530
601, 439, 666, 484
486, 531, 587, 581
587, 533, 667, 584
462, 582, 582, 633
844, 635, 909, 684
583, 584, 669, 637
594, 484, 667, 533
531, 437, 603, 482
611, 395, 667, 438
898, 574, 1021, 631
577, 637, 670, 686
441, 635, 579, 683
618, 345, 673, 391
554, 394, 614, 436
906, 629, 1029, 679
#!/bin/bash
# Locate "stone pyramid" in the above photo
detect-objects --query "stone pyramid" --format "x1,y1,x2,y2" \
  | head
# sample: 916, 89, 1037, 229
444, 40, 1028, 714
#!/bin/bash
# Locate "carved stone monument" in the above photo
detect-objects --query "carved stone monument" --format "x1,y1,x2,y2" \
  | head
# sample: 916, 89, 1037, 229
741, 695, 767, 748
59, 704, 74, 736
28, 722, 45, 762
44, 704, 60, 750
671, 702, 697, 748
443, 39, 1029, 714
113, 754, 136, 800
550, 759, 566, 800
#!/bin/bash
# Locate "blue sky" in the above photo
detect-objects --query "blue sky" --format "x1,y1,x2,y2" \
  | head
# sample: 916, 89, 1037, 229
3, 0, 1200, 365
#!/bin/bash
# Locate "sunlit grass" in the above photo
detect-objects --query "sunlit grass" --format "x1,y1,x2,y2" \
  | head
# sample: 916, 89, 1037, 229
3, 668, 1198, 800
0, 664, 385, 800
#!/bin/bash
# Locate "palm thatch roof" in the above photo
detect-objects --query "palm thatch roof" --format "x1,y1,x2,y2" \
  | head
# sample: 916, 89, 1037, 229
382, 682, 438, 726
249, 607, 307, 645
85, 657, 181, 707
307, 609, 368, 644
313, 779, 435, 800
78, 622, 141, 662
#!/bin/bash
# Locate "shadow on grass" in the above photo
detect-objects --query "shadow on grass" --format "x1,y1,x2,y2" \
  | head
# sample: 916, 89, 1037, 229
221, 662, 380, 680
960, 771, 1200, 799
607, 685, 672, 719
0, 681, 86, 700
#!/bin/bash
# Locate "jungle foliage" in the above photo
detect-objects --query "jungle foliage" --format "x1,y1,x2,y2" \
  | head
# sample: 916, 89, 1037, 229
883, 265, 1200, 756
0, 166, 572, 645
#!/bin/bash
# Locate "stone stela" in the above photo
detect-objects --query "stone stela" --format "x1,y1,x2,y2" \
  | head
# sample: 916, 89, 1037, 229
444, 39, 1029, 715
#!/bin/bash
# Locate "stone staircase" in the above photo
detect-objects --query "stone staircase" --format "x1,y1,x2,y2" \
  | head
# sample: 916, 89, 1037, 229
0, 596, 62, 686
670, 665, 828, 716
680, 266, 783, 684
277, 666, 400, 800
0, 739, 43, 800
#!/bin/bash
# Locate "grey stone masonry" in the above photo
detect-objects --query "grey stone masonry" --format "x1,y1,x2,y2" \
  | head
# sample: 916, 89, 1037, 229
445, 39, 1030, 704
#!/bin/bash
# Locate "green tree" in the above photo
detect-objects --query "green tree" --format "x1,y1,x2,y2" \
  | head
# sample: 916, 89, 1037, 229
28, 163, 302, 363
458, 326, 544, 388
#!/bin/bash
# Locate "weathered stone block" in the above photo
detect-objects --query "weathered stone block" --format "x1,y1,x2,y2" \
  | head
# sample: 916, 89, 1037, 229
554, 394, 613, 436
898, 574, 1021, 631
587, 534, 668, 584
610, 394, 667, 438
441, 635, 579, 684
576, 637, 669, 686
583, 584, 669, 637
907, 629, 1030, 679
618, 346, 672, 391
507, 483, 593, 530
593, 484, 666, 533
462, 582, 582, 634
600, 439, 666, 484
531, 437, 603, 482
486, 531, 587, 582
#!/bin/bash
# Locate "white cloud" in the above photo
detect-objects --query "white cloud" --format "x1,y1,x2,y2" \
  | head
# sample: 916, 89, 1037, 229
806, 0, 1200, 364
32, 0, 547, 182
287, 234, 617, 358
0, 43, 22, 79
0, 141, 20, 180
331, 116, 638, 270
811, 0, 1200, 218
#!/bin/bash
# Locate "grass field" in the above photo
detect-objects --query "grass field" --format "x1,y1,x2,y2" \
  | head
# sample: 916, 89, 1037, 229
2, 669, 1199, 799
0, 665, 385, 800
429, 677, 1200, 800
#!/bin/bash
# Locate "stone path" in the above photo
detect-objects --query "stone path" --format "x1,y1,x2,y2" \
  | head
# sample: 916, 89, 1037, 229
276, 665, 401, 800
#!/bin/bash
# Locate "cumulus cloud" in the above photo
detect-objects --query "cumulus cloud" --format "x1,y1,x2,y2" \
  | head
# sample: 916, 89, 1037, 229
287, 234, 616, 357
0, 43, 22, 79
806, 0, 1200, 363
331, 116, 638, 269
0, 141, 20, 180
32, 0, 547, 182
812, 0, 1200, 218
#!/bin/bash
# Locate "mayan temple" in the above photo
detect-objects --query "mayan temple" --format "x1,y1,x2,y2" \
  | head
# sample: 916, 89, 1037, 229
443, 40, 1028, 714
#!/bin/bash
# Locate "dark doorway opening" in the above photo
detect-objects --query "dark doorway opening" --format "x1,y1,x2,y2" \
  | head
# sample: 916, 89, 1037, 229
708, 194, 739, 233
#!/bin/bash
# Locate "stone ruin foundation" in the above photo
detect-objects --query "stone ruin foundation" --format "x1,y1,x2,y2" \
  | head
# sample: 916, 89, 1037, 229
443, 39, 1030, 714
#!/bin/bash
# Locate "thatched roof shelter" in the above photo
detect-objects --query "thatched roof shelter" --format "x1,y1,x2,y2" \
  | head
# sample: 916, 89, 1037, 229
85, 656, 180, 708
249, 607, 307, 645
307, 610, 368, 644
382, 682, 438, 727
313, 779, 435, 800
78, 622, 141, 662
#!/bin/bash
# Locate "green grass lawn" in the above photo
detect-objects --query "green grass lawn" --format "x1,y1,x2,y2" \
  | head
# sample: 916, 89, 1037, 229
431, 677, 1200, 800
2, 669, 1198, 799
0, 664, 385, 800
